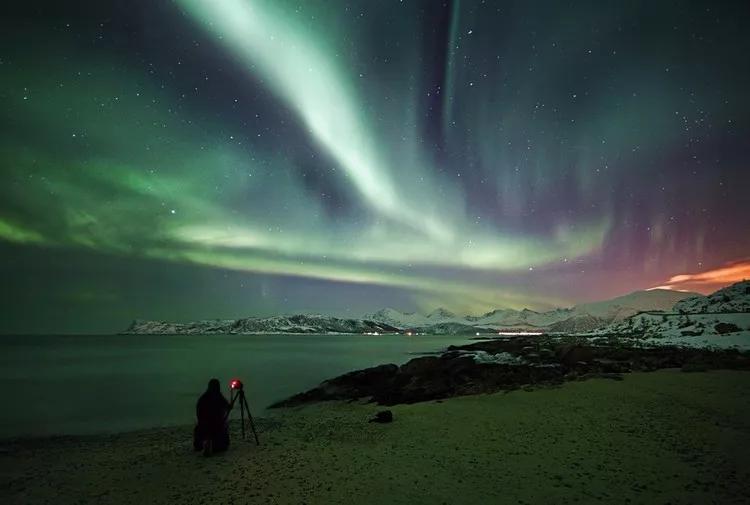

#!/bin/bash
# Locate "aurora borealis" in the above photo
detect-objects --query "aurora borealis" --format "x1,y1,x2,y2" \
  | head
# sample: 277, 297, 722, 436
1, 1, 748, 333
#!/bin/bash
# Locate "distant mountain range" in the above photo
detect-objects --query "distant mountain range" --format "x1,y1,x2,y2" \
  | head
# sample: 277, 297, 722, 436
125, 287, 704, 335
125, 315, 400, 335
363, 288, 697, 334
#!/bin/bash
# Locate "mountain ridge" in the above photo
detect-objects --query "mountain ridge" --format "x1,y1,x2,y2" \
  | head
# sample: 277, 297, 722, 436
126, 288, 703, 335
364, 288, 699, 332
125, 314, 400, 335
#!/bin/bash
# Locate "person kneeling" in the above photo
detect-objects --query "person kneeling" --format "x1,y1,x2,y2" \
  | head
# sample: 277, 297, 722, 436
193, 378, 231, 456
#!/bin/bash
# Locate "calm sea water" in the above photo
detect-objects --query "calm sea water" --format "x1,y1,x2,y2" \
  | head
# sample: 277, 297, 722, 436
0, 334, 474, 438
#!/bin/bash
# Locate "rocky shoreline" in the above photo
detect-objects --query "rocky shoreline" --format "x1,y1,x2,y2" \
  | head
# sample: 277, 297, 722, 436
272, 336, 750, 407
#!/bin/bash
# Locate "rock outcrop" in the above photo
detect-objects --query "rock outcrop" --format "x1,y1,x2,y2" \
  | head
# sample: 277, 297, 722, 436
271, 336, 750, 408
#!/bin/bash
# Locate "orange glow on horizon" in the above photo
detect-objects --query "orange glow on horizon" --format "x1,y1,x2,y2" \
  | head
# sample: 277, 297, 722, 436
650, 259, 750, 294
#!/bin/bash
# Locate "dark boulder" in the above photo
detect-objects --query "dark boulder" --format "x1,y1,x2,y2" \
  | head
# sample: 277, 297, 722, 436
555, 345, 594, 367
369, 410, 393, 423
715, 322, 741, 334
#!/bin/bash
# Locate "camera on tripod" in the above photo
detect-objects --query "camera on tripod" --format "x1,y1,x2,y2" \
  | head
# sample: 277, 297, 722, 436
226, 378, 259, 445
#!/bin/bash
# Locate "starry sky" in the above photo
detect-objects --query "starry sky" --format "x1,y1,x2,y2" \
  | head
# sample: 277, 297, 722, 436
1, 0, 749, 333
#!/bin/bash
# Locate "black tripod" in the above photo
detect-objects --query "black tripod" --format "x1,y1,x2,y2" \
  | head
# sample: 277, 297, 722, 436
229, 387, 260, 445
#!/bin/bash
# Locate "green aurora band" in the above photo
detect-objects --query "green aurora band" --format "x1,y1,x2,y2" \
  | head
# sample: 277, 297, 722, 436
1, 0, 748, 328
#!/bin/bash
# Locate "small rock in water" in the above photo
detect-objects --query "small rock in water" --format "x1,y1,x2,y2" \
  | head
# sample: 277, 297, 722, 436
369, 410, 393, 423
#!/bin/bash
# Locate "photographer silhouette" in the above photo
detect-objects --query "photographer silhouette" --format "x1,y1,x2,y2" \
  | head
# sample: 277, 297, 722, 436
193, 378, 231, 456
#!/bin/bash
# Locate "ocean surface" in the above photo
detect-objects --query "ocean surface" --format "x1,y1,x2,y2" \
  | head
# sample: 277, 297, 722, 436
0, 333, 475, 438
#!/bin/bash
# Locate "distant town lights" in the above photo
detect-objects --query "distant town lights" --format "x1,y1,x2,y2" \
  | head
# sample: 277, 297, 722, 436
497, 331, 544, 336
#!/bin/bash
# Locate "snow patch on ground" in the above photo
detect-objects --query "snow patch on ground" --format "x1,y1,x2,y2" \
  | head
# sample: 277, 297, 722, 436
588, 312, 750, 338
643, 330, 750, 351
468, 351, 527, 365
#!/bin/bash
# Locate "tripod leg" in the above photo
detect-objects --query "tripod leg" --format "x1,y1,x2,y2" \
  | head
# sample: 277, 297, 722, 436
239, 394, 246, 439
241, 394, 260, 446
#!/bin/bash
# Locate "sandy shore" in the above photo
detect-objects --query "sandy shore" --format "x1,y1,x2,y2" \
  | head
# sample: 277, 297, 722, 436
2, 369, 749, 504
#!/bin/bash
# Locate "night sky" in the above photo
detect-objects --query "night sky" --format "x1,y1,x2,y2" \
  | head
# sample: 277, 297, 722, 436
1, 0, 749, 334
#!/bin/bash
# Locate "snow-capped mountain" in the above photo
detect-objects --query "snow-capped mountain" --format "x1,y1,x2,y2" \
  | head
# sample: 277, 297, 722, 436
574, 289, 694, 320
365, 289, 699, 333
674, 280, 750, 313
471, 308, 573, 328
125, 315, 400, 335
426, 308, 457, 320
362, 308, 432, 328
364, 306, 573, 331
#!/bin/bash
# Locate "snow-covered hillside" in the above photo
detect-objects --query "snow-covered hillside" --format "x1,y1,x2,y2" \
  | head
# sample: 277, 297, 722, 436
588, 312, 750, 350
590, 312, 750, 338
674, 280, 750, 313
586, 280, 750, 349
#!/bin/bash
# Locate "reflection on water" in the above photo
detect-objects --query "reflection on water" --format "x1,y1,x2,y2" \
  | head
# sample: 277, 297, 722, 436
0, 334, 473, 437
